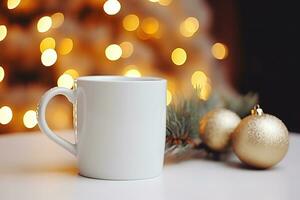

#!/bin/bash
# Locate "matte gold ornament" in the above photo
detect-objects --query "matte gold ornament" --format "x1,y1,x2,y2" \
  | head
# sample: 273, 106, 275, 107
232, 105, 289, 169
199, 108, 241, 151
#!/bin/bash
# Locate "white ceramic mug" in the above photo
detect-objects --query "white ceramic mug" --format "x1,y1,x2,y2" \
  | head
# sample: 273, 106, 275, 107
37, 76, 166, 180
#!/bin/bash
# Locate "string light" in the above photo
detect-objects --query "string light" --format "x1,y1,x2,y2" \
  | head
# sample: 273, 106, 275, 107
124, 69, 141, 77
105, 44, 122, 61
57, 74, 74, 89
58, 38, 73, 55
23, 110, 37, 128
120, 41, 134, 58
64, 69, 79, 79
211, 43, 228, 60
141, 17, 159, 35
171, 48, 187, 65
180, 17, 199, 37
0, 66, 4, 82
51, 12, 64, 29
40, 37, 56, 53
103, 0, 121, 15
123, 14, 139, 31
7, 0, 21, 9
0, 25, 7, 42
158, 0, 172, 6
37, 16, 52, 33
41, 49, 57, 66
191, 71, 207, 89
166, 90, 172, 105
0, 106, 13, 125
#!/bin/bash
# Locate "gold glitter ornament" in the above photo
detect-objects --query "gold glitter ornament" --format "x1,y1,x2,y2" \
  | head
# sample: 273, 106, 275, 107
232, 105, 289, 169
199, 108, 241, 151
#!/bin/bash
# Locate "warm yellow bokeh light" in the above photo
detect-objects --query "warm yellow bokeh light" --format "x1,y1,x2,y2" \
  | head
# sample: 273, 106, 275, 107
141, 17, 159, 35
23, 110, 37, 128
0, 66, 4, 82
0, 25, 8, 42
197, 83, 212, 100
7, 0, 21, 9
123, 14, 139, 31
171, 48, 187, 66
37, 16, 52, 33
103, 0, 121, 15
58, 38, 73, 55
158, 0, 172, 6
149, 0, 159, 2
64, 69, 79, 79
0, 106, 13, 125
211, 43, 228, 60
180, 17, 199, 37
51, 12, 64, 29
191, 71, 207, 89
166, 90, 172, 105
120, 41, 134, 58
57, 74, 74, 89
40, 37, 56, 53
41, 49, 57, 67
105, 44, 122, 61
124, 69, 141, 77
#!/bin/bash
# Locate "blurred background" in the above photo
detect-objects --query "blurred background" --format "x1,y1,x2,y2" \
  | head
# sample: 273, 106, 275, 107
0, 0, 298, 134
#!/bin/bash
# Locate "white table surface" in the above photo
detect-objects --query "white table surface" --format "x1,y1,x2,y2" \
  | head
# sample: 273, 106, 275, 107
0, 131, 299, 200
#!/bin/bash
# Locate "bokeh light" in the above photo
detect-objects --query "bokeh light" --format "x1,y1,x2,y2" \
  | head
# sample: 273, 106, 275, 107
57, 74, 74, 89
120, 41, 134, 58
141, 17, 159, 35
171, 48, 187, 65
23, 110, 37, 128
123, 14, 139, 31
37, 16, 52, 33
191, 70, 207, 89
180, 17, 199, 37
58, 38, 73, 55
103, 0, 121, 15
0, 106, 13, 125
64, 69, 79, 79
105, 44, 122, 61
197, 83, 211, 100
7, 0, 21, 9
166, 90, 172, 105
0, 66, 4, 82
0, 25, 8, 42
149, 0, 159, 2
211, 42, 228, 60
51, 12, 64, 29
158, 0, 172, 6
124, 69, 141, 77
41, 49, 57, 66
40, 37, 56, 53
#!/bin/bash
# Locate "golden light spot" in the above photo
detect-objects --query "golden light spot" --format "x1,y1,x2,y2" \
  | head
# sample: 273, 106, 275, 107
120, 41, 134, 58
166, 90, 172, 105
0, 66, 4, 82
180, 17, 199, 37
197, 83, 211, 100
64, 69, 79, 79
0, 25, 8, 42
191, 71, 207, 89
211, 42, 228, 60
51, 12, 64, 29
123, 14, 139, 31
158, 0, 172, 6
58, 38, 73, 55
171, 48, 187, 66
141, 17, 159, 35
105, 44, 122, 61
41, 49, 57, 67
37, 16, 52, 33
103, 0, 121, 15
40, 37, 56, 53
23, 110, 37, 128
149, 0, 159, 2
7, 0, 21, 9
0, 106, 13, 125
124, 69, 141, 77
57, 74, 74, 89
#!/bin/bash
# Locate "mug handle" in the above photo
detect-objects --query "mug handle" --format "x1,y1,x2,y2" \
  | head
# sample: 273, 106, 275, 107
37, 87, 76, 156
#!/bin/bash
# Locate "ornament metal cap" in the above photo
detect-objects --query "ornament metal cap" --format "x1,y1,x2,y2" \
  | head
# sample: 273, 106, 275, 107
251, 104, 263, 116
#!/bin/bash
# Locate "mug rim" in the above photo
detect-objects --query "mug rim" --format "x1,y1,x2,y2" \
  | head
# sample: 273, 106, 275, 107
76, 76, 166, 83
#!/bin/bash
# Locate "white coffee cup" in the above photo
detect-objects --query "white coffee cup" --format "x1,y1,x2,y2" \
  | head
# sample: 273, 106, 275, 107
37, 76, 166, 180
